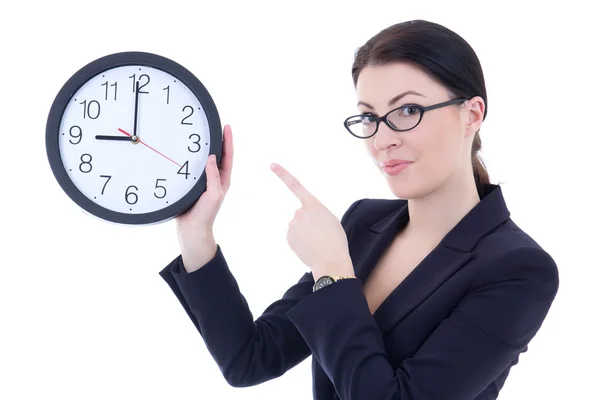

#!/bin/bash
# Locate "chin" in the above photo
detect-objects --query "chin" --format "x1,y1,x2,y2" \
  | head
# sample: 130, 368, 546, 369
390, 186, 417, 200
385, 178, 417, 200
385, 172, 437, 201
379, 166, 415, 199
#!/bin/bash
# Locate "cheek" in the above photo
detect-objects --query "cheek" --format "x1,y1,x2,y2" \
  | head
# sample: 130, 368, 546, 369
413, 126, 461, 175
364, 139, 378, 160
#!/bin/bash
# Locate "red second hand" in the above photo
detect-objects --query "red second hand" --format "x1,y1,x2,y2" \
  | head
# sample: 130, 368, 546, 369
118, 128, 182, 168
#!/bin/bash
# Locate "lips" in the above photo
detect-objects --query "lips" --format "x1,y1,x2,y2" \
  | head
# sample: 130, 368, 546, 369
381, 160, 413, 168
382, 162, 412, 176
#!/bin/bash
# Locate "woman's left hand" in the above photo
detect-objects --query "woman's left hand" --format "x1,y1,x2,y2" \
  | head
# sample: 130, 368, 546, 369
270, 163, 355, 281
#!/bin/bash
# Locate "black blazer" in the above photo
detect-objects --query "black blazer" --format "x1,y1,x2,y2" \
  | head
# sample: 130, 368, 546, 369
159, 183, 559, 399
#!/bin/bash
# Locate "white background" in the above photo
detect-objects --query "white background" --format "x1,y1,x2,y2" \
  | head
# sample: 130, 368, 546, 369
1, 0, 598, 399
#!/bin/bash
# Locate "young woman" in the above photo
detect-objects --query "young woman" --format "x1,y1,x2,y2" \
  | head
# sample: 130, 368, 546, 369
159, 19, 559, 400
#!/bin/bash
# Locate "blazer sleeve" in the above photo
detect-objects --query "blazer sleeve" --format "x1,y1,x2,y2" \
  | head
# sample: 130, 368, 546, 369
158, 198, 365, 387
285, 246, 559, 400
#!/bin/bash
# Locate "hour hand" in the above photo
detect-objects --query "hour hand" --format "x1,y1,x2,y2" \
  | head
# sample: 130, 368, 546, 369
95, 135, 132, 141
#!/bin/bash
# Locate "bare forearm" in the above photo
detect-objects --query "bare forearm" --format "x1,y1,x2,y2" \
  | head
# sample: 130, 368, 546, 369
180, 233, 218, 273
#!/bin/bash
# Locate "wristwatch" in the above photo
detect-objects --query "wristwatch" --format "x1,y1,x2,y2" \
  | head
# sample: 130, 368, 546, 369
313, 275, 357, 292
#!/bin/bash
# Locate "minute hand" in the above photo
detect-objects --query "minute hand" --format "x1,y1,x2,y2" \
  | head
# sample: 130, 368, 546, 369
133, 81, 140, 139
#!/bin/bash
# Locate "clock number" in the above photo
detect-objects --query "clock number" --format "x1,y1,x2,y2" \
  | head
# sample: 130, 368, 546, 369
125, 185, 139, 205
154, 178, 167, 199
177, 161, 190, 179
79, 154, 92, 173
188, 134, 201, 153
80, 100, 101, 119
129, 74, 150, 94
69, 125, 82, 145
138, 74, 150, 93
100, 175, 112, 194
163, 86, 170, 104
181, 105, 194, 125
101, 81, 117, 100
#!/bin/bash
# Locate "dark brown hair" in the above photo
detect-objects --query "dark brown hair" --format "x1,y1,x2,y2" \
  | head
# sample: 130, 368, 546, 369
351, 19, 491, 197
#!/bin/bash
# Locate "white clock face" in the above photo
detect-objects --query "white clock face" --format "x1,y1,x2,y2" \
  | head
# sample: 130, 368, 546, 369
58, 65, 211, 214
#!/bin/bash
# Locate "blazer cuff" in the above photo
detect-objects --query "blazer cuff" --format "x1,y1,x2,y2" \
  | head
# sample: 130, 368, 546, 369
284, 277, 385, 374
158, 245, 243, 331
161, 245, 224, 276
170, 245, 239, 302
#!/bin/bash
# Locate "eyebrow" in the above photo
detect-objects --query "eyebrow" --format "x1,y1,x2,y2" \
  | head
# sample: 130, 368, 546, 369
357, 90, 427, 110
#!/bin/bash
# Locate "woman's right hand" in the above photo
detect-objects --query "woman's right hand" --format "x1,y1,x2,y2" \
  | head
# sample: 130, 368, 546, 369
175, 124, 233, 272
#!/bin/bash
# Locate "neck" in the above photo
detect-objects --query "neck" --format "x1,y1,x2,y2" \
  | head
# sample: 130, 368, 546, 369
404, 170, 481, 243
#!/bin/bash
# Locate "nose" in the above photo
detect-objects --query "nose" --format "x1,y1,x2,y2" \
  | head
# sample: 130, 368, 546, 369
372, 123, 401, 151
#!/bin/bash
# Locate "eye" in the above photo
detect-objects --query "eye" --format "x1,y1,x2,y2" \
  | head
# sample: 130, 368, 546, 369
360, 113, 377, 123
399, 105, 420, 117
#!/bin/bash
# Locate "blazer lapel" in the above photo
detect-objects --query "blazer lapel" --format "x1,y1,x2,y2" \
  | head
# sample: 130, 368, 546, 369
347, 183, 511, 337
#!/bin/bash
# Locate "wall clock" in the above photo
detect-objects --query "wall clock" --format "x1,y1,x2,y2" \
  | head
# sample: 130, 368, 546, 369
46, 51, 222, 225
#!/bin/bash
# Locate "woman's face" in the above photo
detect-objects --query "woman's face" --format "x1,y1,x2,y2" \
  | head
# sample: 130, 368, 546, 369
355, 62, 481, 199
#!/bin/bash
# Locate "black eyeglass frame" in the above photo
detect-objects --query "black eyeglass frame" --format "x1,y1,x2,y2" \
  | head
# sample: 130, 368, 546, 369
344, 97, 470, 139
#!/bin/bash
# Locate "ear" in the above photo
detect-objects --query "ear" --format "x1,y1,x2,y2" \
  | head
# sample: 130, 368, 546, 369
463, 96, 485, 136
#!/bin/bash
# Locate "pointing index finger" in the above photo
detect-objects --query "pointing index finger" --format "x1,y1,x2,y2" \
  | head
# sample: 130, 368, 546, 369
271, 163, 315, 205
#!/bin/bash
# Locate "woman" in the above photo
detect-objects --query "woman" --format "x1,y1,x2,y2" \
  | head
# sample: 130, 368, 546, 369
159, 19, 559, 399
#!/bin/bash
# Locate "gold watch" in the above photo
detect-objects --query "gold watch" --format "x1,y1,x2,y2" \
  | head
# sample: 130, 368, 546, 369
313, 275, 357, 292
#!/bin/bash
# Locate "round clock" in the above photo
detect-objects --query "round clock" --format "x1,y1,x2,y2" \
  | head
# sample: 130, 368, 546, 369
46, 51, 222, 225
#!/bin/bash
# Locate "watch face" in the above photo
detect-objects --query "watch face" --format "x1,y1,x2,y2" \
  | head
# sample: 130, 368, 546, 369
316, 277, 333, 290
46, 52, 221, 225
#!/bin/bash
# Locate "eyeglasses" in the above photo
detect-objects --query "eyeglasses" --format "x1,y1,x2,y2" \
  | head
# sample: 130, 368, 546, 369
343, 97, 469, 139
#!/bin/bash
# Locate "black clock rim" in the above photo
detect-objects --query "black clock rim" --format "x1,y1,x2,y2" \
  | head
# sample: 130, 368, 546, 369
45, 51, 222, 225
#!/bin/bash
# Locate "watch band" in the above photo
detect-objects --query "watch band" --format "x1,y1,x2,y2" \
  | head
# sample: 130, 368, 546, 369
331, 275, 356, 280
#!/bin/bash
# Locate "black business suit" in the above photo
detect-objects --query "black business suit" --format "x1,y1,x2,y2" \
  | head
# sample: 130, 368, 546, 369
159, 183, 559, 399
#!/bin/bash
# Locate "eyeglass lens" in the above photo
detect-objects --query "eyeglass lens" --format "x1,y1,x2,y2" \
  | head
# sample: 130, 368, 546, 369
346, 106, 422, 137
